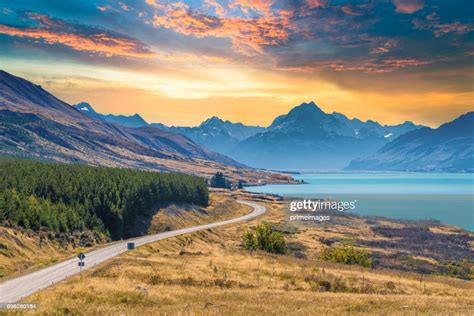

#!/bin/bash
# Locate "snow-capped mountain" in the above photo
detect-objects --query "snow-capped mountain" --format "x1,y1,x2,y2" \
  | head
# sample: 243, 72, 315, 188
74, 102, 148, 128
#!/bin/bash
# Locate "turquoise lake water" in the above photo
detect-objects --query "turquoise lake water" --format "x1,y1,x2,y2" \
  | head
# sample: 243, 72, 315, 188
246, 173, 474, 231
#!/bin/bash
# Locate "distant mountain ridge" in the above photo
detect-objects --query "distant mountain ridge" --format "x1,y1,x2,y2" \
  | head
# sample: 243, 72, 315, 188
331, 111, 421, 140
77, 101, 424, 168
346, 112, 474, 172
76, 102, 265, 154
165, 116, 265, 154
67, 98, 472, 173
74, 102, 148, 128
230, 102, 424, 170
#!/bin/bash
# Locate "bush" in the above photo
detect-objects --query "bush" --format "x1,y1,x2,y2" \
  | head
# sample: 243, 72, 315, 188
242, 223, 287, 254
242, 230, 257, 250
321, 244, 372, 268
445, 260, 472, 280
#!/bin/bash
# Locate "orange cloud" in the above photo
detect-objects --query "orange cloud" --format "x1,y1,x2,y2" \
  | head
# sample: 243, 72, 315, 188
370, 39, 398, 54
0, 13, 160, 59
0, 24, 160, 58
392, 0, 424, 14
305, 0, 327, 9
330, 59, 431, 73
153, 0, 291, 55
148, 1, 294, 55
278, 58, 432, 74
205, 0, 227, 17
0, 14, 229, 62
229, 0, 274, 15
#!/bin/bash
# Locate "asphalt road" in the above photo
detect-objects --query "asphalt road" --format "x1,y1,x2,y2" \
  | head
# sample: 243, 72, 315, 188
0, 200, 266, 303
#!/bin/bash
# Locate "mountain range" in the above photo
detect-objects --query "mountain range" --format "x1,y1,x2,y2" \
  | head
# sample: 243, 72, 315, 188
0, 70, 278, 184
2, 70, 472, 174
346, 112, 474, 172
75, 101, 425, 170
75, 102, 265, 155
230, 102, 424, 170
74, 102, 149, 128
164, 117, 265, 154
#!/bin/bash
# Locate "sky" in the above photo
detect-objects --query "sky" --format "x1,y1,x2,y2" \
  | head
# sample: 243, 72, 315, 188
0, 0, 473, 127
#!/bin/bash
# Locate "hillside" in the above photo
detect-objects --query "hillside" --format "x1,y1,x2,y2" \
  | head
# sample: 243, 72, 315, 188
0, 192, 250, 280
0, 158, 209, 240
0, 70, 236, 166
0, 70, 288, 184
346, 112, 474, 172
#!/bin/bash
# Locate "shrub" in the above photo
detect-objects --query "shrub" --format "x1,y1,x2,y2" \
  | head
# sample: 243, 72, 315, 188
242, 230, 257, 250
242, 223, 287, 254
385, 281, 396, 291
445, 260, 472, 280
321, 244, 372, 268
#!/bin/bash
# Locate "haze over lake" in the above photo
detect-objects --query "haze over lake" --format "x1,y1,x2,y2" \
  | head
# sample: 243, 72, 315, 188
246, 173, 474, 231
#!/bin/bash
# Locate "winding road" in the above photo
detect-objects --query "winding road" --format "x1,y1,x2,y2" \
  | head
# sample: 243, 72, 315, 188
0, 200, 266, 303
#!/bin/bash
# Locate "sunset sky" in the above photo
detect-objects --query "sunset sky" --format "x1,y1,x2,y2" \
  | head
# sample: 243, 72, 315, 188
0, 0, 472, 127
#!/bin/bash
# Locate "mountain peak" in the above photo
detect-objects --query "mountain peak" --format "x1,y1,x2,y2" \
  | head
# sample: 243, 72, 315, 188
74, 102, 96, 113
201, 116, 225, 127
401, 120, 415, 126
293, 101, 324, 113
290, 101, 329, 117
281, 101, 326, 121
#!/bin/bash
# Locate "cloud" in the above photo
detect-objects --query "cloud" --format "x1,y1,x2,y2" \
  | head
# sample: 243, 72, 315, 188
413, 17, 474, 38
329, 58, 431, 73
276, 57, 432, 74
433, 22, 474, 37
392, 0, 424, 14
148, 1, 294, 55
370, 39, 399, 54
0, 12, 230, 62
204, 0, 227, 17
305, 0, 328, 9
229, 0, 275, 15
340, 4, 369, 16
0, 13, 160, 58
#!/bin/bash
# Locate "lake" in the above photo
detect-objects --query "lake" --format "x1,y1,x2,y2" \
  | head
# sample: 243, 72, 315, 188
246, 173, 474, 231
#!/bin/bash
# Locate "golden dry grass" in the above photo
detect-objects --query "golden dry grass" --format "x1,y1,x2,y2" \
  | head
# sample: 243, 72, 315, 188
0, 193, 249, 281
0, 227, 98, 281
10, 191, 473, 315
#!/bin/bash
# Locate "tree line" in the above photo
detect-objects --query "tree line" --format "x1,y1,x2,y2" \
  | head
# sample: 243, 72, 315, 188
0, 158, 208, 240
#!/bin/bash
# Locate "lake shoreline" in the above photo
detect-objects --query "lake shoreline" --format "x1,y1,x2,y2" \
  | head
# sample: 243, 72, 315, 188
246, 172, 474, 231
